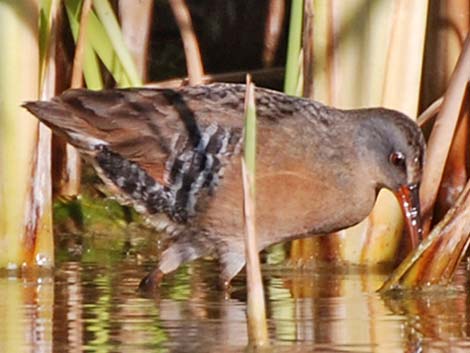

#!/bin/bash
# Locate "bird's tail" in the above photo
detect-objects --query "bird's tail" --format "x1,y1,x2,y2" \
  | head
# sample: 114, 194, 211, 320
23, 97, 107, 152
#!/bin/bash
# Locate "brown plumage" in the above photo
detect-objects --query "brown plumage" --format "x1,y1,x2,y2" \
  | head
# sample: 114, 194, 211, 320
24, 83, 425, 289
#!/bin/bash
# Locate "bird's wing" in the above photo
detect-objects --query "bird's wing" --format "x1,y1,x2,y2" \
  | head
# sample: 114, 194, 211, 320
23, 86, 244, 221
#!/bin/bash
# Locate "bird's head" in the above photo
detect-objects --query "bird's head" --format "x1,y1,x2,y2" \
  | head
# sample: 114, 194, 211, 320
356, 108, 426, 248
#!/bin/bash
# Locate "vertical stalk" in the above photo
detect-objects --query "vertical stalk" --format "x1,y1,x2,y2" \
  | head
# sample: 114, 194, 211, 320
263, 0, 285, 67
71, 0, 92, 88
243, 76, 269, 348
57, 0, 93, 197
284, 0, 304, 95
302, 0, 314, 98
119, 0, 154, 81
25, 0, 61, 267
169, 0, 204, 84
0, 1, 41, 268
421, 0, 470, 224
92, 0, 142, 86
420, 34, 470, 235
64, 0, 104, 89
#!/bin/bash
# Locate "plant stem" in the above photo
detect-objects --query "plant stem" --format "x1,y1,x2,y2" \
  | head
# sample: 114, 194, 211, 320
92, 0, 142, 86
284, 0, 303, 95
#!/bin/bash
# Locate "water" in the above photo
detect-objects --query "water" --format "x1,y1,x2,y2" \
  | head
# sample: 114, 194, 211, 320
1, 228, 470, 353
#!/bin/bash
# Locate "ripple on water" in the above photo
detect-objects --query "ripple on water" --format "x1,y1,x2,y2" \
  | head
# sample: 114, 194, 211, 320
1, 244, 470, 352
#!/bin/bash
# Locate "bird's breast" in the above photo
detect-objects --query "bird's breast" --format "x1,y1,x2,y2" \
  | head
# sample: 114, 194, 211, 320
197, 152, 376, 250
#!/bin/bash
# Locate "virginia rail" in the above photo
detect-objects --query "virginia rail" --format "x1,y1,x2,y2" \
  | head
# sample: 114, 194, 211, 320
24, 83, 425, 289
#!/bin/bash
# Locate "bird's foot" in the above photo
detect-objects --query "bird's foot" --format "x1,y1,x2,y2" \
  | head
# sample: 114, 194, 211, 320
218, 278, 235, 299
139, 268, 164, 293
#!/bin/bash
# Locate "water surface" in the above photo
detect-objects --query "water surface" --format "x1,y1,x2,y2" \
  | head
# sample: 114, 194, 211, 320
1, 228, 470, 352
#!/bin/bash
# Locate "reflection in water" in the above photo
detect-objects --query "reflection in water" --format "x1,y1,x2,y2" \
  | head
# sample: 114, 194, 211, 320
1, 233, 470, 352
0, 273, 54, 353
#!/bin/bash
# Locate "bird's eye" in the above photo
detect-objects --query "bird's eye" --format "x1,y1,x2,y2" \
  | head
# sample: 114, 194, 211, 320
389, 151, 406, 167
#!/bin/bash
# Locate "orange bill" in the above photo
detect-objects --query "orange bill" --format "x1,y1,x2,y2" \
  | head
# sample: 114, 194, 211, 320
395, 183, 422, 250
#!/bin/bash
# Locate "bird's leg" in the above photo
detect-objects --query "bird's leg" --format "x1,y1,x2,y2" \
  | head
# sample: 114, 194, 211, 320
139, 268, 164, 292
139, 232, 211, 292
218, 250, 246, 290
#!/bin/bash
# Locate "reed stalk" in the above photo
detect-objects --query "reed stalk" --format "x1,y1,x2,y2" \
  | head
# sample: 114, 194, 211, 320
119, 0, 154, 81
380, 178, 470, 291
417, 96, 444, 126
92, 0, 141, 86
65, 0, 142, 87
419, 2, 470, 235
242, 76, 269, 348
64, 0, 103, 89
420, 33, 470, 235
263, 0, 285, 67
57, 0, 92, 197
27, 0, 61, 268
71, 0, 92, 89
0, 0, 49, 268
147, 67, 285, 89
283, 0, 303, 95
169, 0, 204, 85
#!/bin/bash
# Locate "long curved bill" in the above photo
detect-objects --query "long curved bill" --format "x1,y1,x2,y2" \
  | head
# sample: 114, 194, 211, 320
395, 183, 422, 250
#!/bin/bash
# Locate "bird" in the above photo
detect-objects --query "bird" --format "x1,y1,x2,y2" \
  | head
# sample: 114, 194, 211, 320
24, 82, 426, 290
